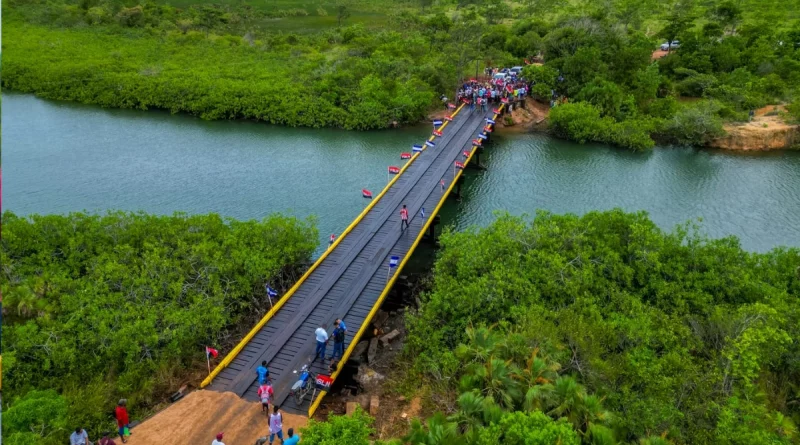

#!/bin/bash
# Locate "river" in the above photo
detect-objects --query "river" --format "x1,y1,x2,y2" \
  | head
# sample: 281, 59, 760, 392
3, 93, 799, 253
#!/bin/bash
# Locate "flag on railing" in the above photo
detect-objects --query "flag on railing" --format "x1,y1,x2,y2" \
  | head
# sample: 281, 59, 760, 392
421, 208, 425, 218
484, 125, 493, 133
493, 108, 501, 114
389, 256, 400, 268
432, 119, 443, 126
463, 150, 471, 158
444, 115, 454, 122
400, 152, 412, 159
506, 84, 513, 93
425, 141, 436, 147
433, 130, 443, 137
472, 139, 482, 146
461, 97, 470, 103
266, 285, 278, 299
388, 166, 400, 175
448, 103, 456, 109
412, 144, 423, 153
440, 179, 445, 190
501, 97, 509, 104
455, 161, 465, 169
478, 133, 488, 140
206, 346, 219, 358
486, 118, 496, 124
362, 189, 373, 199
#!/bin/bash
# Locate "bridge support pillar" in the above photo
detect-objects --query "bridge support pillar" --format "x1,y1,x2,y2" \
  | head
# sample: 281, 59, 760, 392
426, 215, 441, 245
452, 175, 465, 201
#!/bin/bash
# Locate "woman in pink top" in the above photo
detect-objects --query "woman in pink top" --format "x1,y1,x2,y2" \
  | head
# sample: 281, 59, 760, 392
400, 205, 409, 232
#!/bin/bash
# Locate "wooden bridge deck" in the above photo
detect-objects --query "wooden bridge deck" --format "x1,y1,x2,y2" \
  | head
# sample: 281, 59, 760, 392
204, 103, 503, 416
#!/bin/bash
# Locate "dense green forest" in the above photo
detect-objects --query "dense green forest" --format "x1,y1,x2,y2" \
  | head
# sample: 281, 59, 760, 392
400, 210, 800, 444
3, 0, 799, 147
0, 212, 318, 444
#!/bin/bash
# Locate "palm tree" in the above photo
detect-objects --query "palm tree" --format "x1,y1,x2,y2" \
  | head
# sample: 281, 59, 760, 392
523, 382, 555, 412
460, 357, 523, 409
522, 347, 560, 386
587, 424, 618, 445
548, 375, 587, 428
449, 391, 503, 433
406, 412, 466, 445
454, 325, 500, 364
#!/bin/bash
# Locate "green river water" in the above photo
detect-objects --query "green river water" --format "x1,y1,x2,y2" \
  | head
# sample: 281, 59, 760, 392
3, 93, 799, 253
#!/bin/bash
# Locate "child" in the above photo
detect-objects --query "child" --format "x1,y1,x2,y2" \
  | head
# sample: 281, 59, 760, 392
258, 381, 274, 415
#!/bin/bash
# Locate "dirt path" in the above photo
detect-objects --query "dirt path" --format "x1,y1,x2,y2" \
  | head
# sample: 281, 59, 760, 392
124, 390, 307, 445
710, 105, 798, 150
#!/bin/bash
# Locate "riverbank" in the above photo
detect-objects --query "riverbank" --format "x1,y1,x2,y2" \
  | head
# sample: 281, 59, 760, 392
709, 105, 799, 150
495, 99, 799, 151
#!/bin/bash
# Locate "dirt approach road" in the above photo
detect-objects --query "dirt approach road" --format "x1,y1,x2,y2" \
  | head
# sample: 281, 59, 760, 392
124, 391, 307, 445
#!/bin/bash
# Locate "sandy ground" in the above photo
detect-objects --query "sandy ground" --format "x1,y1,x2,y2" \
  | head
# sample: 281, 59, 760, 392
652, 49, 670, 60
499, 98, 550, 132
124, 390, 307, 445
711, 105, 798, 150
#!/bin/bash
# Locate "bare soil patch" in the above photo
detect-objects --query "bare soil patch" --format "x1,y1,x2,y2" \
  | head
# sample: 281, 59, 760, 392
123, 390, 307, 445
710, 105, 799, 150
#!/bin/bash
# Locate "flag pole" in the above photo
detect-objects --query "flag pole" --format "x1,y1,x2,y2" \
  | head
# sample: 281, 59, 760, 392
206, 350, 211, 374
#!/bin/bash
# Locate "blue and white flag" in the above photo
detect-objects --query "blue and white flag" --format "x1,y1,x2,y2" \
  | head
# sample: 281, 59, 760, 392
478, 133, 488, 140
266, 285, 278, 299
412, 144, 423, 153
486, 118, 496, 124
432, 119, 443, 126
420, 208, 425, 218
425, 141, 436, 147
389, 256, 400, 268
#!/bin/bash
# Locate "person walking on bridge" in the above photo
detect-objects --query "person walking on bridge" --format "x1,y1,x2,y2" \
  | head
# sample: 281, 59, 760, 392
400, 205, 409, 232
315, 323, 329, 360
257, 360, 270, 385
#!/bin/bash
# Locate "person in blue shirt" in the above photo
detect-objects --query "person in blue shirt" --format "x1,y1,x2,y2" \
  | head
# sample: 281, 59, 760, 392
283, 428, 300, 445
335, 318, 347, 334
256, 360, 269, 384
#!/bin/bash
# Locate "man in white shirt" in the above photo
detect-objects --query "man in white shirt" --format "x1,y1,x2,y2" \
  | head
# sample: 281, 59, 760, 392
70, 427, 92, 445
315, 323, 329, 360
212, 432, 225, 445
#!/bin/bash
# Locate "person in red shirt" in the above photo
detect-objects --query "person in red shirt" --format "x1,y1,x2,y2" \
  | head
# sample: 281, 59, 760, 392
115, 399, 131, 443
99, 432, 117, 445
400, 204, 409, 232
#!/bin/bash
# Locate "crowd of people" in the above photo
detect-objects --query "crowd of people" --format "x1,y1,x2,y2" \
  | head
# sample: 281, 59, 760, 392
455, 71, 529, 114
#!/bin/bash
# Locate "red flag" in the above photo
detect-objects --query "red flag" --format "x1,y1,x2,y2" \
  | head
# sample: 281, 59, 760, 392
388, 166, 400, 174
444, 115, 453, 121
400, 152, 411, 159
463, 150, 471, 157
469, 78, 477, 82
362, 189, 373, 199
329, 234, 336, 243
206, 346, 219, 358
484, 125, 493, 133
493, 108, 501, 114
447, 103, 457, 109
501, 97, 509, 104
472, 139, 482, 146
506, 84, 513, 93
433, 130, 443, 137
455, 161, 465, 169
440, 179, 445, 188
461, 97, 469, 103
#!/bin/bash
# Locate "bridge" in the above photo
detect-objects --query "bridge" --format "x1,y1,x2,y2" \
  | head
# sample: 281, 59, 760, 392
201, 101, 506, 416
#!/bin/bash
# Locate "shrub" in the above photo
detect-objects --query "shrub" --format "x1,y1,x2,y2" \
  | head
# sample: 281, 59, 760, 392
659, 101, 726, 146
